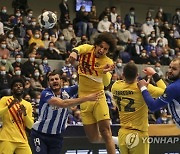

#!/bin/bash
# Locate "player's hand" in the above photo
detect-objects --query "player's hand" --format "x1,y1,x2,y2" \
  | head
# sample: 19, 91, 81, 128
142, 67, 156, 76
137, 79, 150, 89
17, 105, 27, 116
85, 91, 104, 101
103, 64, 115, 74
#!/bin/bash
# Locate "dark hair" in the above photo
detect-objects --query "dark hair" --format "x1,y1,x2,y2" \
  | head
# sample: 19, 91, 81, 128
10, 77, 25, 89
94, 32, 116, 52
123, 62, 138, 81
47, 70, 60, 81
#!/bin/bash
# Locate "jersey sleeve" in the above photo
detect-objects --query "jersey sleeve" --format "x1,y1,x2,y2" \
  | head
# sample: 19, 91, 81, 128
142, 84, 176, 112
147, 79, 166, 98
73, 44, 93, 55
68, 85, 78, 97
0, 97, 8, 117
40, 90, 54, 105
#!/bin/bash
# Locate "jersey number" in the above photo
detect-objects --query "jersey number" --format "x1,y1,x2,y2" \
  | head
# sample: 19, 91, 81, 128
114, 96, 135, 112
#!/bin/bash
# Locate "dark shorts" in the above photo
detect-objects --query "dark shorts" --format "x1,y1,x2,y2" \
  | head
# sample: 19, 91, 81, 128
30, 129, 63, 154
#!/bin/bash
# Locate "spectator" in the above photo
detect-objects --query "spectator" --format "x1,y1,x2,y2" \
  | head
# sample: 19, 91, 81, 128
0, 40, 10, 58
39, 56, 51, 76
12, 54, 23, 69
97, 15, 111, 33
124, 7, 136, 28
0, 54, 14, 75
62, 23, 76, 42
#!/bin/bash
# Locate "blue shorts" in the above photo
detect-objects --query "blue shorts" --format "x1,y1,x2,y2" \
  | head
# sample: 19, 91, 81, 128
30, 129, 63, 154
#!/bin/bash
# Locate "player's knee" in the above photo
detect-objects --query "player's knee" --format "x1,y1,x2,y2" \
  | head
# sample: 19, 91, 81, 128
99, 127, 112, 141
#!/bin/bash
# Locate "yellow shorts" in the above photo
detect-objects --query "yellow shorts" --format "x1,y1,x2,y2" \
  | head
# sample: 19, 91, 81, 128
118, 128, 149, 154
80, 93, 110, 125
0, 140, 32, 154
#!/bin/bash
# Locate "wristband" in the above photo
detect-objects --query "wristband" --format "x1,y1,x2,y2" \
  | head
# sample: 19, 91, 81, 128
140, 86, 147, 92
152, 73, 161, 82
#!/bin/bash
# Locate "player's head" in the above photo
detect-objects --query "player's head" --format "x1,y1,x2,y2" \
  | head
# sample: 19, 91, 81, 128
47, 71, 61, 92
123, 62, 138, 83
11, 77, 25, 96
94, 32, 116, 58
168, 57, 180, 81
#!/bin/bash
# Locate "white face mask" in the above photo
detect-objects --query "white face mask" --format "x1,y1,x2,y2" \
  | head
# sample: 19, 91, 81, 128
155, 67, 160, 71
60, 36, 64, 40
44, 35, 49, 39
151, 34, 155, 37
154, 22, 159, 26
68, 27, 73, 31
35, 34, 40, 39
34, 72, 40, 77
28, 13, 33, 17
141, 33, 145, 37
15, 70, 21, 75
2, 9, 7, 13
160, 33, 164, 38
32, 22, 36, 26
72, 74, 77, 79
30, 57, 35, 62
9, 34, 14, 38
169, 33, 174, 37
150, 43, 156, 47
64, 85, 69, 88
164, 54, 169, 58
129, 28, 134, 33
1, 44, 6, 49
1, 59, 7, 64
116, 63, 122, 67
49, 47, 53, 51
142, 53, 146, 57
16, 57, 21, 63
16, 13, 21, 17
158, 42, 163, 46
0, 71, 6, 75
121, 29, 125, 32
146, 21, 151, 25
104, 18, 108, 22
43, 60, 48, 64
137, 41, 141, 45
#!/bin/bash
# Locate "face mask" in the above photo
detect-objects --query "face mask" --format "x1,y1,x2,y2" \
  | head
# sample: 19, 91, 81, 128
1, 44, 6, 49
169, 33, 174, 37
67, 63, 71, 67
154, 22, 159, 26
176, 12, 180, 15
117, 63, 122, 67
28, 13, 33, 17
129, 28, 133, 33
130, 11, 135, 15
1, 59, 7, 64
64, 85, 69, 88
16, 57, 21, 63
60, 36, 64, 40
49, 47, 53, 51
35, 99, 40, 103
68, 27, 73, 31
140, 33, 145, 38
35, 34, 40, 39
0, 71, 6, 75
164, 24, 168, 27
43, 60, 48, 64
151, 34, 155, 37
9, 34, 14, 38
15, 70, 21, 75
2, 10, 6, 13
150, 43, 156, 47
104, 18, 108, 22
110, 29, 114, 33
121, 29, 125, 32
72, 74, 77, 79
30, 57, 35, 62
137, 41, 141, 45
64, 0, 68, 2
34, 72, 40, 77
172, 27, 176, 31
155, 67, 160, 71
158, 42, 163, 46
146, 21, 151, 25
142, 53, 146, 57
164, 54, 169, 58
16, 13, 21, 17
81, 9, 85, 12
32, 22, 36, 26
160, 34, 164, 38
44, 35, 49, 39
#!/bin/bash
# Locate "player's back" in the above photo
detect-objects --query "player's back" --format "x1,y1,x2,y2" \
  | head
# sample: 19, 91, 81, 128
111, 80, 149, 132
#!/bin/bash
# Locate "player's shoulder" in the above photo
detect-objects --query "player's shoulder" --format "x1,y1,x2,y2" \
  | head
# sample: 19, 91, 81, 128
41, 88, 53, 97
0, 96, 13, 102
167, 79, 180, 91
112, 80, 124, 89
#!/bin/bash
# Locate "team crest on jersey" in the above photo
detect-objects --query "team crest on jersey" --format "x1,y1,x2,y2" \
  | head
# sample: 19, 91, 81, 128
162, 93, 167, 98
45, 92, 52, 97
95, 62, 100, 67
62, 90, 70, 99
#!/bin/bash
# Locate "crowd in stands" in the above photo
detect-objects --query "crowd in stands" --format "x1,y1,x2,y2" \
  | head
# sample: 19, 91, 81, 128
0, 1, 179, 126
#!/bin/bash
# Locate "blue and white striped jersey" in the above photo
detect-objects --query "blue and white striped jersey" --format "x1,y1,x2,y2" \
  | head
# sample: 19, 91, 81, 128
33, 85, 78, 134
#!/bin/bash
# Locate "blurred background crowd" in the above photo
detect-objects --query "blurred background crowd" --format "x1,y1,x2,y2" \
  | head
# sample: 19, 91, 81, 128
0, 0, 179, 126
